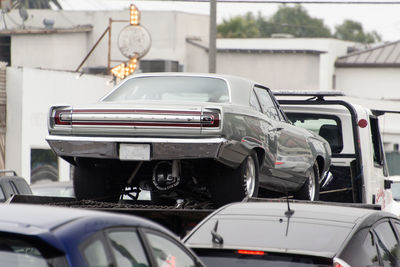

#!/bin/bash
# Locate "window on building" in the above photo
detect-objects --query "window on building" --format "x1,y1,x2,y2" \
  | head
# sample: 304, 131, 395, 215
30, 149, 58, 184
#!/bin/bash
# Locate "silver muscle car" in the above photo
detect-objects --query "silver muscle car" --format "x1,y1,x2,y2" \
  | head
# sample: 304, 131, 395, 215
46, 73, 331, 205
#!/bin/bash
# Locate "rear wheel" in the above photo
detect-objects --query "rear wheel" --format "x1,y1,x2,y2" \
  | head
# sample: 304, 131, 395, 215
294, 162, 320, 201
210, 151, 259, 206
73, 166, 124, 202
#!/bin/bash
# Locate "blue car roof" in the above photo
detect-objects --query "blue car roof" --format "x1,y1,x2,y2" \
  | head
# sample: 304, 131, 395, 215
0, 203, 169, 237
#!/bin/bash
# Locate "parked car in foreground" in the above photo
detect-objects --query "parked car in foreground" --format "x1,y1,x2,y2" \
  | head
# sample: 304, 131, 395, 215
0, 204, 204, 266
31, 180, 75, 198
183, 200, 400, 267
0, 170, 32, 202
46, 73, 331, 205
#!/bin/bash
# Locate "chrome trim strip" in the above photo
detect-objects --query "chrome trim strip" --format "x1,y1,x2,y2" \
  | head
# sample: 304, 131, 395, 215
71, 113, 201, 123
46, 135, 227, 160
46, 135, 226, 144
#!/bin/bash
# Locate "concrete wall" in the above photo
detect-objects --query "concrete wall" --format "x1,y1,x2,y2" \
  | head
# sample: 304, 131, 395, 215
6, 10, 209, 72
217, 38, 360, 90
12, 32, 88, 71
336, 67, 400, 100
217, 52, 320, 91
5, 67, 113, 182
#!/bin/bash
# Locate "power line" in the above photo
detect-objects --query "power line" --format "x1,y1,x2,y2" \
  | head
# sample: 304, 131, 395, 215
138, 0, 400, 3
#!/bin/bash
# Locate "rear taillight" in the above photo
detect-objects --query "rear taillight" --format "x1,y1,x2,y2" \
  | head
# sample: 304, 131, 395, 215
201, 111, 220, 128
54, 110, 72, 126
333, 258, 351, 267
237, 250, 265, 256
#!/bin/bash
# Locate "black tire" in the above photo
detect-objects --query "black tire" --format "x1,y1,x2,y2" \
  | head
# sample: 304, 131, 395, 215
294, 162, 320, 201
210, 151, 259, 206
73, 166, 124, 202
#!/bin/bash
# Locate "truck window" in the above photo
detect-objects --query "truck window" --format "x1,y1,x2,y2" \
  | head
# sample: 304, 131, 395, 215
370, 117, 385, 167
286, 113, 343, 153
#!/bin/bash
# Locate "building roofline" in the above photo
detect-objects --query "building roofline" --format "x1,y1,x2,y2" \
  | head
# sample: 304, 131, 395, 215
335, 62, 400, 68
337, 40, 400, 60
0, 25, 92, 35
186, 38, 326, 55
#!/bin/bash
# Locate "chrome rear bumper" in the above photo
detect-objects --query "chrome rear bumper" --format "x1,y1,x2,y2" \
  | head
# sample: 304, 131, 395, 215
46, 135, 226, 160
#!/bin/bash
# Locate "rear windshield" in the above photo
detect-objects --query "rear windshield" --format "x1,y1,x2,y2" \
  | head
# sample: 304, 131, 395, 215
102, 76, 230, 103
185, 218, 353, 255
194, 249, 332, 267
286, 113, 343, 153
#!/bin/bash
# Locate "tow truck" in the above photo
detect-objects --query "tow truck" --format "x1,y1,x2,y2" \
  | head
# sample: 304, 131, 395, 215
9, 91, 400, 236
274, 91, 400, 215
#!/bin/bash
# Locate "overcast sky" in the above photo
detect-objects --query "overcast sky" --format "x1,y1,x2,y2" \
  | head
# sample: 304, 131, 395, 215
59, 0, 400, 42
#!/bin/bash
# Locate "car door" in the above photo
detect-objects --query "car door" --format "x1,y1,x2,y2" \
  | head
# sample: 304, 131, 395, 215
253, 86, 312, 191
372, 219, 400, 266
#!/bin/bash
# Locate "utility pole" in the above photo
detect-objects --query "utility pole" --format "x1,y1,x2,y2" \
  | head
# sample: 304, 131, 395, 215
209, 0, 217, 73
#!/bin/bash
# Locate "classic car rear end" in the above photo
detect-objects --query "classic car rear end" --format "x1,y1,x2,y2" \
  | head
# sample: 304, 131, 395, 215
47, 73, 331, 206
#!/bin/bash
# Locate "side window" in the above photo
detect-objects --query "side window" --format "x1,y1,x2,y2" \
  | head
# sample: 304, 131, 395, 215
373, 221, 400, 266
145, 232, 196, 267
254, 87, 280, 121
82, 238, 111, 267
249, 89, 262, 113
107, 230, 149, 267
370, 116, 385, 167
286, 113, 343, 154
0, 187, 5, 202
363, 231, 380, 266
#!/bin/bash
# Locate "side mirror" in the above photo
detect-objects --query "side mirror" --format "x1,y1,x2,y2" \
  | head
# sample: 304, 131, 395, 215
384, 179, 393, 190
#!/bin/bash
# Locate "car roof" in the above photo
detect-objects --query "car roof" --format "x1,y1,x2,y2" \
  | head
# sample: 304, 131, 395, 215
115, 72, 264, 107
217, 202, 377, 222
0, 203, 168, 236
184, 201, 393, 258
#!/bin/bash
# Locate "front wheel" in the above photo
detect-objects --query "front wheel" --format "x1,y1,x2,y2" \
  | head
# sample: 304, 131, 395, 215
210, 151, 259, 206
73, 166, 124, 202
294, 162, 320, 201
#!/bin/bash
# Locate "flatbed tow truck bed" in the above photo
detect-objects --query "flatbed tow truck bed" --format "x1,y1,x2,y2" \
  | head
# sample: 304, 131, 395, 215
7, 195, 381, 237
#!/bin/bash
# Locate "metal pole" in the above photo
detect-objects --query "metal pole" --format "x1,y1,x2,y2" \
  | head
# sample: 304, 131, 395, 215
75, 26, 110, 72
107, 18, 112, 74
208, 0, 217, 73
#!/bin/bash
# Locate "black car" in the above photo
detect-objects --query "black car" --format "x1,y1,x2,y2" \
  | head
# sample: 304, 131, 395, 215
183, 200, 400, 267
0, 170, 32, 202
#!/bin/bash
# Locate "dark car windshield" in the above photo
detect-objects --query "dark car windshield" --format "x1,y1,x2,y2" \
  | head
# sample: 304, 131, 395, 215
102, 76, 230, 103
194, 249, 332, 267
185, 217, 353, 256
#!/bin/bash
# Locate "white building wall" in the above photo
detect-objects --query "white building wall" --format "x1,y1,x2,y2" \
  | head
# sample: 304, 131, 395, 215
217, 52, 320, 90
6, 10, 209, 72
11, 32, 88, 71
217, 38, 360, 90
5, 67, 114, 182
336, 65, 400, 152
336, 68, 400, 100
185, 42, 208, 73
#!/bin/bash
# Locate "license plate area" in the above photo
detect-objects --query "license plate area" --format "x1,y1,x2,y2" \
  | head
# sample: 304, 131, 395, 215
119, 143, 150, 161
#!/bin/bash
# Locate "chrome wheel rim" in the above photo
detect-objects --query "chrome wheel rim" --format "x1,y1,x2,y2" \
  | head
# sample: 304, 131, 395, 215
308, 169, 316, 201
244, 156, 256, 197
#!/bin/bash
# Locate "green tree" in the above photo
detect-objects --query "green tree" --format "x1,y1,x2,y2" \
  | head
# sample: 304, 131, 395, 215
334, 19, 381, 44
269, 5, 331, 38
218, 12, 260, 38
218, 4, 332, 38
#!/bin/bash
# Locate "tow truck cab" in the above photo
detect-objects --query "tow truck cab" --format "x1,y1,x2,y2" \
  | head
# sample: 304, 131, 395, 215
275, 91, 398, 212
